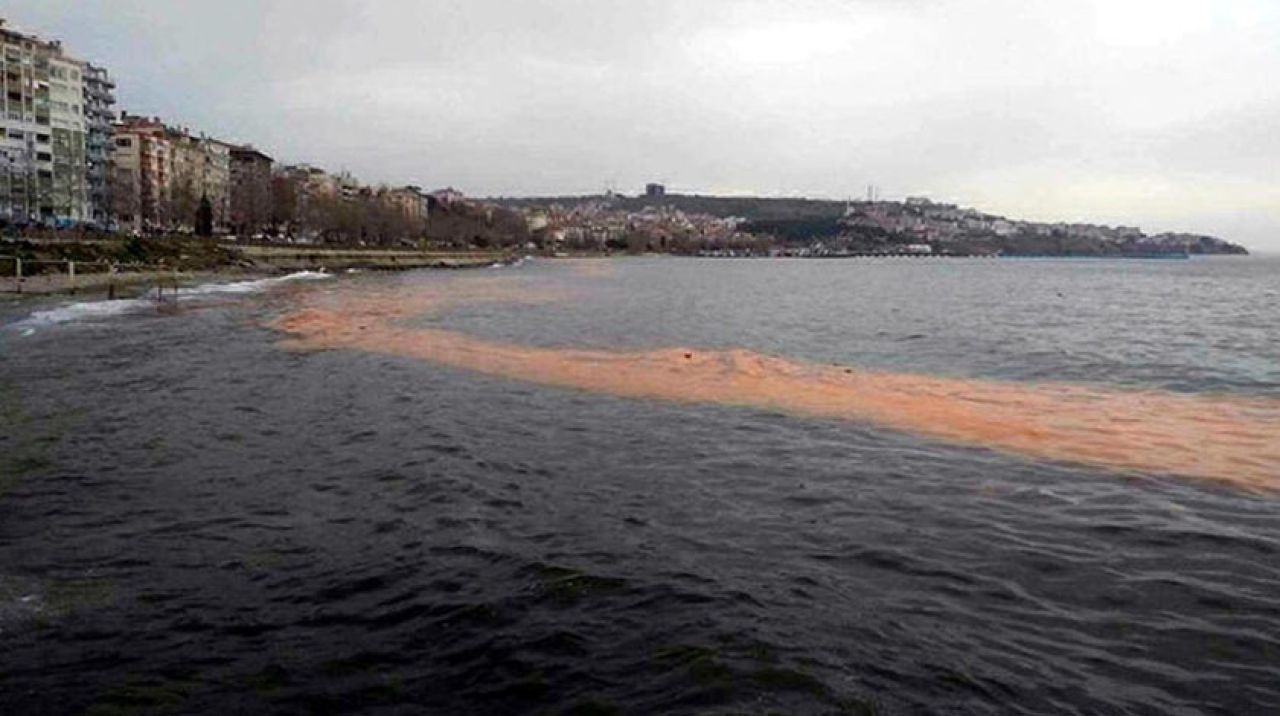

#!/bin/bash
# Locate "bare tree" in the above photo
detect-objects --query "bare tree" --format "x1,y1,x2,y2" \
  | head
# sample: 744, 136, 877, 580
232, 167, 273, 236
108, 165, 141, 232
270, 174, 300, 237
165, 175, 198, 233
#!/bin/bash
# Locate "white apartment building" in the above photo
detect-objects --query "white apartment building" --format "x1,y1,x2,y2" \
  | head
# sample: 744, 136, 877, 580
0, 19, 101, 226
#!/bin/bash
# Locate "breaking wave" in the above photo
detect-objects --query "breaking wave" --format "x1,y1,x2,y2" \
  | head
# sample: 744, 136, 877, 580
9, 271, 332, 330
182, 271, 333, 296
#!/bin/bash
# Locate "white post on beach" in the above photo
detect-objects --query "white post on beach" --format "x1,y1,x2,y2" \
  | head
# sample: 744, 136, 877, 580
14, 256, 20, 294
68, 260, 76, 294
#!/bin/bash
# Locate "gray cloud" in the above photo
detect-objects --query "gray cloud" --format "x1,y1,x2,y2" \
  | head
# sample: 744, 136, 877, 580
10, 0, 1279, 249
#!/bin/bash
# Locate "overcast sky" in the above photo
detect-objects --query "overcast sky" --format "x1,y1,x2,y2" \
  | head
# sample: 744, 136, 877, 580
10, 0, 1279, 249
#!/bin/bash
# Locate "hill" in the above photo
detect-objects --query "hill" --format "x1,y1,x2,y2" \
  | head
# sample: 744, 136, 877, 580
491, 193, 1248, 256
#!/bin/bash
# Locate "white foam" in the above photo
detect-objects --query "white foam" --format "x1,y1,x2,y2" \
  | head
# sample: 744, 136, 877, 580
8, 271, 332, 331
490, 256, 530, 269
182, 271, 332, 296
18, 298, 151, 327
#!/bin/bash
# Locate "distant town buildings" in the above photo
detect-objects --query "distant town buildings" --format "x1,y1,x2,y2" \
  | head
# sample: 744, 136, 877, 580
839, 196, 1152, 249
645, 183, 666, 199
510, 196, 762, 255
428, 187, 466, 208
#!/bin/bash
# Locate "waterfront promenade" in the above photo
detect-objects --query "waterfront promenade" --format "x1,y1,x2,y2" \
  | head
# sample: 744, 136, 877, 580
1, 242, 510, 296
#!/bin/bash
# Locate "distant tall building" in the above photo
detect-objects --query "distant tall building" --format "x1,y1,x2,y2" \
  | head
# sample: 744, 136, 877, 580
0, 19, 103, 226
645, 182, 666, 198
229, 145, 273, 235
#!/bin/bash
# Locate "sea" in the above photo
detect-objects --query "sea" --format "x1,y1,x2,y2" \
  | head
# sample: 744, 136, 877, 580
1, 256, 1278, 715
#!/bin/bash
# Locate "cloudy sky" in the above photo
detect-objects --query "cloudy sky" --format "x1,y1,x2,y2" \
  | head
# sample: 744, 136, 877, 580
11, 0, 1279, 249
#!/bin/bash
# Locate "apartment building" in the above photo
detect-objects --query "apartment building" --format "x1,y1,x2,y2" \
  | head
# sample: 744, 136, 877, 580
46, 50, 87, 224
383, 185, 427, 222
111, 113, 234, 233
110, 114, 170, 232
229, 145, 273, 234
82, 63, 115, 225
167, 130, 230, 231
200, 137, 232, 230
0, 19, 106, 226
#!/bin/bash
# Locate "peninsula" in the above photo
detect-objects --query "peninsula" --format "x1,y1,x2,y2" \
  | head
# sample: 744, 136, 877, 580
494, 191, 1249, 258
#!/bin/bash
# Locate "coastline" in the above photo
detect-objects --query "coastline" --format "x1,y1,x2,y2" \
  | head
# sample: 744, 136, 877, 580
0, 238, 514, 298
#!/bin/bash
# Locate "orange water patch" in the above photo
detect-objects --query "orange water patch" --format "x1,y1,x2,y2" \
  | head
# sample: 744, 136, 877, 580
272, 280, 1280, 492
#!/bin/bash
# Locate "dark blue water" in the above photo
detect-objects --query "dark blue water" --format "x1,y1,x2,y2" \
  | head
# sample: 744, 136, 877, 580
1, 257, 1278, 714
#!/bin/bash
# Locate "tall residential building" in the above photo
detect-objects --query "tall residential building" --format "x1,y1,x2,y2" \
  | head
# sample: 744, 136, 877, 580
199, 137, 232, 231
82, 63, 115, 226
0, 19, 98, 226
229, 145, 273, 235
46, 48, 87, 224
110, 114, 170, 232
166, 127, 203, 229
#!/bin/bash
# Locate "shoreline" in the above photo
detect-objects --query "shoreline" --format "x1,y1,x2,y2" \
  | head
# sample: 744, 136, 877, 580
1, 240, 514, 298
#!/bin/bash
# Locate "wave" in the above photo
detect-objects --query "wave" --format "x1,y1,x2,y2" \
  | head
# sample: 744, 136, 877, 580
9, 271, 333, 330
181, 271, 333, 296
16, 297, 151, 327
